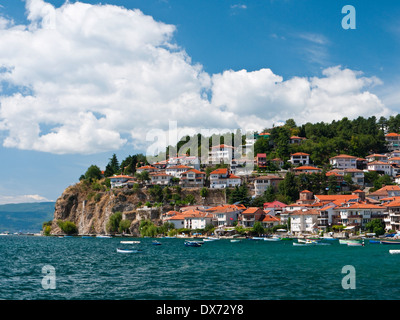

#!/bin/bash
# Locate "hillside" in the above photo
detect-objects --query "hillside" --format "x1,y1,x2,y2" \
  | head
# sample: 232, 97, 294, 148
50, 181, 226, 236
0, 202, 55, 233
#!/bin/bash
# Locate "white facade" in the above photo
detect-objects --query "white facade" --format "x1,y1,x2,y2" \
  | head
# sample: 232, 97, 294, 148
367, 161, 393, 176
329, 155, 357, 169
208, 144, 235, 164
289, 153, 310, 166
290, 210, 319, 234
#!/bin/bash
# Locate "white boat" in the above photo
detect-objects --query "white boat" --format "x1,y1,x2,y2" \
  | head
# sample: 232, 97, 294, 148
264, 237, 281, 241
230, 239, 241, 243
293, 240, 315, 246
97, 235, 112, 238
347, 241, 365, 247
389, 250, 400, 254
116, 248, 143, 253
339, 239, 361, 245
207, 237, 220, 240
120, 240, 140, 244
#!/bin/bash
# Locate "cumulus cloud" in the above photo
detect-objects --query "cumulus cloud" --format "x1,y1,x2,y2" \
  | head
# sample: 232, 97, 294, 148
0, 194, 53, 205
0, 0, 390, 155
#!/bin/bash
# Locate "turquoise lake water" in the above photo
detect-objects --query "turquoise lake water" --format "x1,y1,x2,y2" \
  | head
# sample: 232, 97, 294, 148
1, 236, 399, 300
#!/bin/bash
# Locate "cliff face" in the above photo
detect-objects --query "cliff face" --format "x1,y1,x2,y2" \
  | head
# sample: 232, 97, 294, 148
51, 182, 227, 236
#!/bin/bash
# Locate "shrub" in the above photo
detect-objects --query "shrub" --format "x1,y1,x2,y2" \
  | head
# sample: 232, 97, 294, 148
107, 211, 123, 233
57, 220, 78, 235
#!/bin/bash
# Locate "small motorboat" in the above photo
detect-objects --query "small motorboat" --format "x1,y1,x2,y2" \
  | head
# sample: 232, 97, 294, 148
293, 240, 315, 246
120, 240, 140, 244
116, 248, 143, 253
347, 241, 365, 247
96, 235, 112, 238
152, 241, 162, 245
230, 239, 241, 243
184, 241, 202, 247
381, 241, 400, 245
389, 250, 400, 254
264, 237, 281, 241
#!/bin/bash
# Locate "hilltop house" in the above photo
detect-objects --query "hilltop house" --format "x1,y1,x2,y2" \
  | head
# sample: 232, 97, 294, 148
109, 175, 133, 188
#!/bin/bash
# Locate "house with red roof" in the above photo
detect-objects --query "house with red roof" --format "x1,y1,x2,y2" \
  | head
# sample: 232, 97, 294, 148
150, 172, 173, 186
238, 207, 266, 228
293, 165, 322, 174
385, 132, 400, 151
333, 202, 386, 231
165, 165, 193, 178
329, 154, 357, 169
261, 213, 281, 229
109, 175, 134, 189
209, 168, 241, 189
289, 152, 310, 166
367, 161, 394, 176
179, 169, 206, 187
263, 200, 287, 216
206, 204, 244, 227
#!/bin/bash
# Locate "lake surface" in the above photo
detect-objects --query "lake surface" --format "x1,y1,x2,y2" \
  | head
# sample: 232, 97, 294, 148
1, 236, 399, 300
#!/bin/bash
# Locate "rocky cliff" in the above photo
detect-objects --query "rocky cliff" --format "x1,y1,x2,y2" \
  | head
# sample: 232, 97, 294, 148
51, 181, 227, 236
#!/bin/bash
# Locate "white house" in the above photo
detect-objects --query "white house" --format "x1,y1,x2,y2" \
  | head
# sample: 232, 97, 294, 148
385, 133, 400, 151
184, 210, 215, 229
150, 172, 173, 185
367, 161, 394, 176
329, 154, 357, 169
289, 152, 310, 166
179, 169, 206, 187
209, 168, 241, 189
208, 144, 235, 164
109, 175, 133, 188
289, 209, 320, 235
253, 175, 283, 196
165, 165, 192, 178
366, 154, 388, 163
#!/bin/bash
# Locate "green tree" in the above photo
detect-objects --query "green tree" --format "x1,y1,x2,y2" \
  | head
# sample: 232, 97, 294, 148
119, 219, 131, 233
365, 219, 385, 236
84, 165, 102, 182
107, 211, 123, 233
200, 187, 209, 198
104, 154, 120, 177
252, 221, 265, 235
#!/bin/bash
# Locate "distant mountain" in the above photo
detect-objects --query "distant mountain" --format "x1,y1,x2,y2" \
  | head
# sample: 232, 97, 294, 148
0, 202, 55, 233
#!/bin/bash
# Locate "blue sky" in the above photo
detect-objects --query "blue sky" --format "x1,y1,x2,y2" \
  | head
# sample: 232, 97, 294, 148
0, 0, 399, 204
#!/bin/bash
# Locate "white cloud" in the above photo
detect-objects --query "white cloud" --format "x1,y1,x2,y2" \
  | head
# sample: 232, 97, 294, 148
0, 0, 390, 155
0, 194, 53, 205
